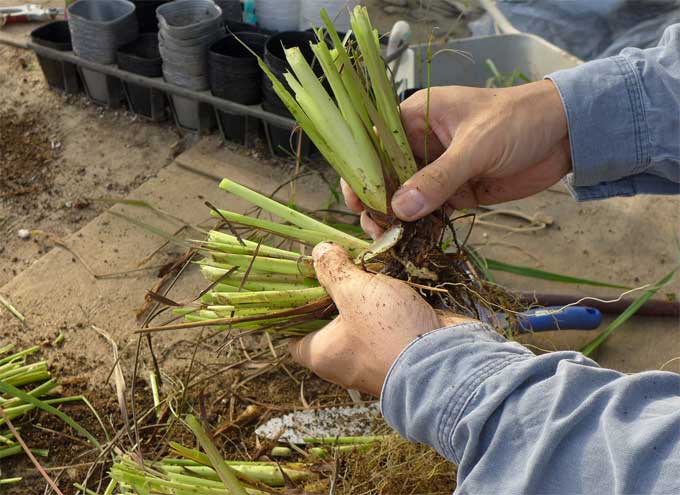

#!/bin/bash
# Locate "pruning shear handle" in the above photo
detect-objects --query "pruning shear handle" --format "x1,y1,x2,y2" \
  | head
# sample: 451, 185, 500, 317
516, 306, 602, 333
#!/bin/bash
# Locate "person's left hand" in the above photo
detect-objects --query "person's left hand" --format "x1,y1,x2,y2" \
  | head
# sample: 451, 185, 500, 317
288, 243, 475, 396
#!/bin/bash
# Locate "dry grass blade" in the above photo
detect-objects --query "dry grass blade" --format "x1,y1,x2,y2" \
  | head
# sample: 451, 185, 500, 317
92, 326, 130, 435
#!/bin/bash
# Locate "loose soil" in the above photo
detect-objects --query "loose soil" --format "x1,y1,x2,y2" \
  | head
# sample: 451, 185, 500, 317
0, 2, 677, 494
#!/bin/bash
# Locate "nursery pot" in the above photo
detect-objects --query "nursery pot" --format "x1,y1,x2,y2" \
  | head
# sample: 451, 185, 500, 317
157, 0, 224, 91
117, 33, 168, 121
68, 0, 139, 64
262, 31, 318, 107
209, 32, 267, 143
30, 21, 81, 94
132, 0, 169, 32
261, 31, 319, 156
213, 0, 242, 21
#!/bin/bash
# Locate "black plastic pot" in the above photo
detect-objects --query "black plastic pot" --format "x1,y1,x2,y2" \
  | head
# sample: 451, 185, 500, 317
132, 0, 169, 33
209, 32, 268, 144
209, 33, 266, 102
263, 31, 317, 93
169, 94, 216, 133
117, 33, 168, 121
225, 19, 258, 34
30, 21, 81, 94
79, 67, 126, 108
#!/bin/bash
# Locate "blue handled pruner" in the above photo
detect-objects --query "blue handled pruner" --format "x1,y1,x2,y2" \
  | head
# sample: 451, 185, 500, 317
489, 306, 603, 334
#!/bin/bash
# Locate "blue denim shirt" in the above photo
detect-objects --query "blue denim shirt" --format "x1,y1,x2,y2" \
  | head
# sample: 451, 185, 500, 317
380, 25, 680, 494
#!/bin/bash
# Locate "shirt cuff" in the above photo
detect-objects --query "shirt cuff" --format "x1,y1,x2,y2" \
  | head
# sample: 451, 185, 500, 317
379, 322, 533, 462
547, 55, 651, 187
564, 172, 680, 201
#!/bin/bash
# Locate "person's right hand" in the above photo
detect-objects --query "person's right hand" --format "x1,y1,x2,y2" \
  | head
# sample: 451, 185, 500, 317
342, 80, 571, 238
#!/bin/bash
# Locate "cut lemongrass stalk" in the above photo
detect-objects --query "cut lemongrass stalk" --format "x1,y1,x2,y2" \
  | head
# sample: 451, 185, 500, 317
211, 287, 327, 307
199, 259, 314, 279
270, 446, 292, 458
185, 415, 247, 495
207, 230, 300, 258
162, 464, 313, 487
303, 435, 389, 445
0, 445, 48, 460
149, 371, 161, 419
207, 254, 315, 277
348, 6, 417, 183
219, 179, 368, 250
281, 49, 388, 214
209, 208, 367, 254
0, 477, 22, 485
0, 346, 40, 366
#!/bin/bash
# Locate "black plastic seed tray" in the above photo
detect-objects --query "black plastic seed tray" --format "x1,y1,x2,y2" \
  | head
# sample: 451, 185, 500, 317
29, 40, 297, 147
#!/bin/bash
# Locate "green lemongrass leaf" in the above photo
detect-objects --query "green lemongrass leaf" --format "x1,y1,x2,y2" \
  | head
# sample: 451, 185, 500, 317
321, 12, 407, 194
465, 246, 495, 283
162, 464, 313, 488
581, 268, 678, 356
201, 254, 314, 277
218, 179, 368, 250
283, 47, 387, 213
0, 445, 48, 460
257, 54, 371, 213
0, 346, 39, 366
185, 415, 247, 495
0, 382, 100, 448
0, 477, 22, 484
211, 287, 327, 307
0, 294, 25, 325
349, 6, 418, 183
209, 208, 367, 253
199, 266, 313, 285
486, 258, 630, 289
206, 231, 300, 259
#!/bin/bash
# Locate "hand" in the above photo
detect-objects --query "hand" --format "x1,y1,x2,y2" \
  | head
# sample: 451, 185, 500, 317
343, 80, 571, 237
288, 243, 475, 396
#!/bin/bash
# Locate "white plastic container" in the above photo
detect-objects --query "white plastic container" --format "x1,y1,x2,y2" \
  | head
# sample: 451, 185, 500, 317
299, 0, 356, 32
411, 33, 582, 89
254, 0, 299, 32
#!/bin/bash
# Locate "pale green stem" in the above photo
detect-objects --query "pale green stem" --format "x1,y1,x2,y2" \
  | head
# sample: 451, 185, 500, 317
185, 415, 247, 495
219, 179, 369, 248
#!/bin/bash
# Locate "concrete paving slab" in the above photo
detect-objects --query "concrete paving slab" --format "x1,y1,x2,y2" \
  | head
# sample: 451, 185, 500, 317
0, 137, 334, 382
0, 135, 678, 384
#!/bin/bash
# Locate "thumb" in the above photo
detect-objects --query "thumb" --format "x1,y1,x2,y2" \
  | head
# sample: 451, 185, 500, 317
312, 242, 370, 309
288, 318, 342, 372
391, 146, 475, 221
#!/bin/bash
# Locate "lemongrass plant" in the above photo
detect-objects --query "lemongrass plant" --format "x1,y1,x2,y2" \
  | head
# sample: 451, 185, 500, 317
154, 5, 505, 336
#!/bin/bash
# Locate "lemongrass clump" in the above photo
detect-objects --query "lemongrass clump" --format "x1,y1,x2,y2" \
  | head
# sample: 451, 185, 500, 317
152, 5, 512, 337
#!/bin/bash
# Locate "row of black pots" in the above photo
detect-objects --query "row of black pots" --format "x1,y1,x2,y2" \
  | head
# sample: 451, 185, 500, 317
31, 21, 326, 155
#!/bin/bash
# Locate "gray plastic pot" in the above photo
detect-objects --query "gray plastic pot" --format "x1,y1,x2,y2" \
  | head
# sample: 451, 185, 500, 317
68, 0, 139, 64
156, 0, 222, 40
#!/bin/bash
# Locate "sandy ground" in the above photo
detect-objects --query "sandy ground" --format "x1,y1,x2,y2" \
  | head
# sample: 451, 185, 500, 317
0, 43, 181, 288
0, 1, 679, 492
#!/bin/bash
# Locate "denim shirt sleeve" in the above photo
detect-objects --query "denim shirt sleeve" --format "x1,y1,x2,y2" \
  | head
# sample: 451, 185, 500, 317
381, 323, 680, 494
546, 24, 680, 200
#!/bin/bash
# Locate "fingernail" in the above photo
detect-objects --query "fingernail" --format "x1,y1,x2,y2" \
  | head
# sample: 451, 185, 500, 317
392, 188, 426, 219
312, 242, 333, 260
